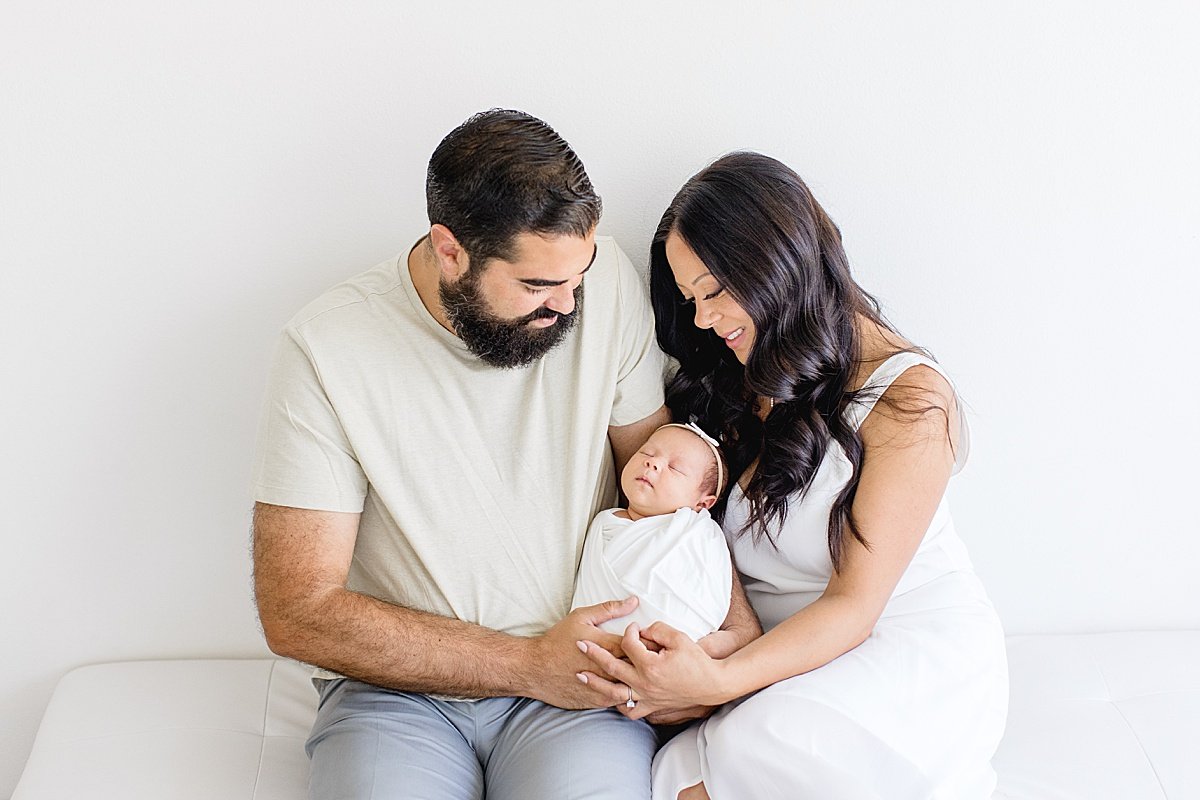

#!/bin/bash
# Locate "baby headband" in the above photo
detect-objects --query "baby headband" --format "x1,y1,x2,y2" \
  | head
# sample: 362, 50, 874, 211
656, 421, 725, 496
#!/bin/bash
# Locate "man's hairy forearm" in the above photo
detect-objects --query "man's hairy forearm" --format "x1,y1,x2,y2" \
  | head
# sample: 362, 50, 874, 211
264, 584, 536, 697
252, 502, 628, 709
711, 564, 763, 658
251, 502, 541, 698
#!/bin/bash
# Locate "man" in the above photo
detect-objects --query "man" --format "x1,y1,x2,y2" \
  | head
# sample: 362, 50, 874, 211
251, 109, 756, 799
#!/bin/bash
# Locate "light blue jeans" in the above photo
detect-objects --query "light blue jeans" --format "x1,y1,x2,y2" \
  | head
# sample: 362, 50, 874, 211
306, 679, 657, 799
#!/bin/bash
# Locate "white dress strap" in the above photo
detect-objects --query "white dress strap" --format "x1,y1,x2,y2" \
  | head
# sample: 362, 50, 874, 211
844, 351, 971, 473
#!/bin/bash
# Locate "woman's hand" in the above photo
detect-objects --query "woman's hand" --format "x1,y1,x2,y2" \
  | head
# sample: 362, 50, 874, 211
576, 621, 733, 721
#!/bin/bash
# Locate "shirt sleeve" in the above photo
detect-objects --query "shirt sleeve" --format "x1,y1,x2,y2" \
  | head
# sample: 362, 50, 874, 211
249, 328, 368, 512
608, 241, 667, 427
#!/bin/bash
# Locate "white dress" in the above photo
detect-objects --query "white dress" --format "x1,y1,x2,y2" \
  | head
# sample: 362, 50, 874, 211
652, 353, 1009, 800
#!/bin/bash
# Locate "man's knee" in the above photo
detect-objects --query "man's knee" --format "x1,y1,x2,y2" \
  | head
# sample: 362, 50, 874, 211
488, 703, 656, 800
306, 681, 483, 800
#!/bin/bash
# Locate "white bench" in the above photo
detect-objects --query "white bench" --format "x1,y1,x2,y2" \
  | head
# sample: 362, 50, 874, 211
13, 632, 1200, 799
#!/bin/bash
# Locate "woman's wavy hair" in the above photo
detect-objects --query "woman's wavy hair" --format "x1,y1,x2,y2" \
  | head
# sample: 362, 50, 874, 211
650, 152, 914, 571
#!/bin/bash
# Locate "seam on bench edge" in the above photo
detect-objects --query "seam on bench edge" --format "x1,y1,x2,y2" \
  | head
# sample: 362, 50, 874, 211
251, 661, 274, 800
1099, 664, 1168, 800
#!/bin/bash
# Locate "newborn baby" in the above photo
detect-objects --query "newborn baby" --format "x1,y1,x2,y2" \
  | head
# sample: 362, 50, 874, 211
571, 422, 733, 641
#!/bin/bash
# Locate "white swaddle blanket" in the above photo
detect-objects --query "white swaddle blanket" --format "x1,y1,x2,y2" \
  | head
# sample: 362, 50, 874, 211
571, 507, 733, 641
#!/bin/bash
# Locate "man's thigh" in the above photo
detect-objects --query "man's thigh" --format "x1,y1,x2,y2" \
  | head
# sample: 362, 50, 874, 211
306, 679, 483, 800
485, 700, 656, 800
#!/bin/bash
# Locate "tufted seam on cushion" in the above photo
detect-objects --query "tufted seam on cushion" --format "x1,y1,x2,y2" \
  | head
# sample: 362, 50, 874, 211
1099, 665, 1168, 800
251, 661, 275, 799
34, 728, 304, 744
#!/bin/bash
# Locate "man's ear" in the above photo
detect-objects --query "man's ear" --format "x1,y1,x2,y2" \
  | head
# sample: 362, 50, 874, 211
428, 224, 470, 280
695, 494, 717, 511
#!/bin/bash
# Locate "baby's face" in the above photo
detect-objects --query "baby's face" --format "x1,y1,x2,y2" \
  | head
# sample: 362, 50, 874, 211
621, 426, 717, 517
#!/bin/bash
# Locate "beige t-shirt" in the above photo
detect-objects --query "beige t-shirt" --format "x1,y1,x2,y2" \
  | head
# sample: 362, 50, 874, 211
251, 235, 666, 642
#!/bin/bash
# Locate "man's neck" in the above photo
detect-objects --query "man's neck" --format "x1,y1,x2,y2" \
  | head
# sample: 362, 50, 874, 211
407, 236, 456, 334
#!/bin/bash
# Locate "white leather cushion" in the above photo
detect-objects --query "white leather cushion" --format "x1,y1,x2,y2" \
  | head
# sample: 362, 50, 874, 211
994, 631, 1200, 799
12, 658, 316, 800
13, 633, 1200, 799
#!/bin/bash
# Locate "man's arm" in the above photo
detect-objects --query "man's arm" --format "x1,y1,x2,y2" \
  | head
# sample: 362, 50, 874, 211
700, 562, 762, 658
252, 502, 631, 707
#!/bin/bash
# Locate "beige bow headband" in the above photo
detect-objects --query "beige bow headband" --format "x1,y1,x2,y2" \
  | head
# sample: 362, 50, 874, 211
655, 421, 725, 496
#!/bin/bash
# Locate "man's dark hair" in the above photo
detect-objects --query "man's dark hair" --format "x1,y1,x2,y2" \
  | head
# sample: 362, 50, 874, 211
426, 109, 602, 268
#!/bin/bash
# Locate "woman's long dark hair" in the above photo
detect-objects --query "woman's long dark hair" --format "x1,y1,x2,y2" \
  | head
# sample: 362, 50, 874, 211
650, 152, 909, 572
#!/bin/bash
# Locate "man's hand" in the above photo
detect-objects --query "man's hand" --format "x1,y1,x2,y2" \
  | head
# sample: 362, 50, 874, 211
639, 702, 719, 725
696, 628, 745, 660
522, 597, 639, 709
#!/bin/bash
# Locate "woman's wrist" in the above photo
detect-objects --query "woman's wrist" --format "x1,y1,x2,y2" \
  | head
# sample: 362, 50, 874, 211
711, 644, 777, 705
708, 652, 752, 705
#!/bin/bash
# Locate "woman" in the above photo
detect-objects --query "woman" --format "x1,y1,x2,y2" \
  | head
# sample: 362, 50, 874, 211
578, 152, 1008, 799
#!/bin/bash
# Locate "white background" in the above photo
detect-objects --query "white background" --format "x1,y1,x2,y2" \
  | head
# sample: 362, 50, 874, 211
2, 1, 1198, 794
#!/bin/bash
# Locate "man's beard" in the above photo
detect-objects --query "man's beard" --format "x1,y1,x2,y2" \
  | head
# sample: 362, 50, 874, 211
439, 270, 583, 369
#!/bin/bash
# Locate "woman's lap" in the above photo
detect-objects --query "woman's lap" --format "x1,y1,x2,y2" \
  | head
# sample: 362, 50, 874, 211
652, 602, 1007, 800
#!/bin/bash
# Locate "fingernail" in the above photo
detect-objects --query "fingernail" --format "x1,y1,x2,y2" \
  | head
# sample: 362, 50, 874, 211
576, 640, 588, 653
576, 672, 588, 684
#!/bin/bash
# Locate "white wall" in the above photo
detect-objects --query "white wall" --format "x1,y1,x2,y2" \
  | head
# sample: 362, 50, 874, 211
3, 0, 1198, 794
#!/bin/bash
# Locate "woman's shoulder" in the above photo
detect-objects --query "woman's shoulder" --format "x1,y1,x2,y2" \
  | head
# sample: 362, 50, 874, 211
854, 324, 951, 398
870, 358, 954, 406
853, 325, 959, 449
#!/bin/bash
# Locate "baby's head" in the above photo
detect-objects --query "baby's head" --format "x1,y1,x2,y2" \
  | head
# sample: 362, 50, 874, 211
620, 423, 726, 519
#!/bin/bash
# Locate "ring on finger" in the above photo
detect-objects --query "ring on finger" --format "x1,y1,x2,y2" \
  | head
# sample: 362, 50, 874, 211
626, 686, 637, 709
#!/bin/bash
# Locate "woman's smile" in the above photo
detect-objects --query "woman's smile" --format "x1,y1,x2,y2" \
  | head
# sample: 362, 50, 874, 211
720, 327, 747, 349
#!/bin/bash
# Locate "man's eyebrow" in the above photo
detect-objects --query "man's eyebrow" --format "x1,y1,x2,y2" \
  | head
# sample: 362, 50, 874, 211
518, 244, 598, 287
